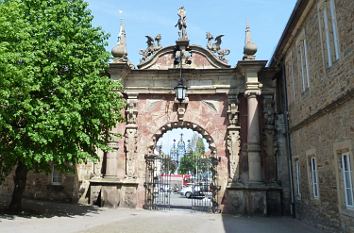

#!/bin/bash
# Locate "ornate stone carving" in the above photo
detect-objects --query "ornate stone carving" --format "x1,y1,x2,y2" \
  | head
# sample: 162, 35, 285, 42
262, 95, 276, 181
263, 95, 275, 130
126, 100, 138, 125
175, 97, 189, 122
210, 155, 221, 213
125, 127, 137, 178
175, 6, 188, 40
124, 98, 138, 178
206, 32, 230, 62
226, 97, 241, 182
227, 98, 239, 127
244, 82, 262, 97
173, 44, 192, 66
139, 34, 162, 63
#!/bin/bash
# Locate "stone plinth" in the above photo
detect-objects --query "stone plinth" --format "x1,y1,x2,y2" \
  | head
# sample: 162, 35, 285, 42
89, 178, 139, 208
223, 182, 282, 216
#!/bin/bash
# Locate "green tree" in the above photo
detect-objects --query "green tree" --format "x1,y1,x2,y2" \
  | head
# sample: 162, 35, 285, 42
178, 153, 196, 174
161, 153, 177, 174
0, 0, 124, 212
178, 137, 210, 175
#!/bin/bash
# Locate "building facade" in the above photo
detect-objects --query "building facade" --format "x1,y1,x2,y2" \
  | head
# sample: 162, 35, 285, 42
0, 7, 291, 215
271, 0, 354, 232
0, 1, 353, 232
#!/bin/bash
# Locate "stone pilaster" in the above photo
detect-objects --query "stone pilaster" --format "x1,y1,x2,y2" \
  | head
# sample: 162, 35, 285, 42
226, 95, 241, 183
124, 97, 138, 179
104, 142, 119, 179
262, 95, 277, 182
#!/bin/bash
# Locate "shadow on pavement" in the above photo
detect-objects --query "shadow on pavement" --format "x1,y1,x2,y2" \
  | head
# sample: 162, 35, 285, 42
0, 198, 100, 220
221, 214, 325, 233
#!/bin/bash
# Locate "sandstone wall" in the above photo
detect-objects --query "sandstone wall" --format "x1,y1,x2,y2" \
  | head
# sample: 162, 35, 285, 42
283, 0, 354, 232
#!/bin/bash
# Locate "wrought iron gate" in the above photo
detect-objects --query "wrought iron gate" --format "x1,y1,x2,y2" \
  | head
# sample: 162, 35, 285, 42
144, 149, 220, 212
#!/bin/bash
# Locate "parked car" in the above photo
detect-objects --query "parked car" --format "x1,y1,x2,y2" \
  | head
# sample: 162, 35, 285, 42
179, 184, 204, 198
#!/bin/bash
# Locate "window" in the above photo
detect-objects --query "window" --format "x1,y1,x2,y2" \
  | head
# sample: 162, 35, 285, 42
295, 159, 301, 198
309, 157, 319, 198
318, 0, 340, 67
297, 33, 310, 91
51, 165, 62, 185
341, 153, 354, 208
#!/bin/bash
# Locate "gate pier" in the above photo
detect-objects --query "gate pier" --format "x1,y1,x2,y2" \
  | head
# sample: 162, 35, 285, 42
224, 183, 282, 215
89, 178, 139, 208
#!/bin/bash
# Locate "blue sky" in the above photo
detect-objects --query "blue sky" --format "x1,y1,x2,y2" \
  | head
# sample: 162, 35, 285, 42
85, 1, 297, 154
86, 0, 297, 66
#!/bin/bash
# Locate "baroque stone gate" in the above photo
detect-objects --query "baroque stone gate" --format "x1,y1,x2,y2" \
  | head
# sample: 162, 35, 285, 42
94, 8, 291, 215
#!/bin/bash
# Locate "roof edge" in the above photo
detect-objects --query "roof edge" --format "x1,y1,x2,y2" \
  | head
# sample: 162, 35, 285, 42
269, 0, 310, 67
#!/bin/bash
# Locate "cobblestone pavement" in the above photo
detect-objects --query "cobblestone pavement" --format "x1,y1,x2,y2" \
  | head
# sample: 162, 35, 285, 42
0, 200, 324, 233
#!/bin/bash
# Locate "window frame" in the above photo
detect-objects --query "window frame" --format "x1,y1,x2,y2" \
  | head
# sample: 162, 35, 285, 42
318, 0, 340, 68
309, 157, 320, 199
341, 153, 354, 208
295, 159, 302, 199
296, 31, 310, 92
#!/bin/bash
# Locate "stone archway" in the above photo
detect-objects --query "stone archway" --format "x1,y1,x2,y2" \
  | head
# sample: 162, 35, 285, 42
129, 92, 230, 211
144, 121, 220, 212
151, 121, 217, 154
104, 11, 285, 215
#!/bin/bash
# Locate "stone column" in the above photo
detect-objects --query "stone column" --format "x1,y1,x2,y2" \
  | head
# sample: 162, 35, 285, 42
104, 142, 119, 179
245, 89, 262, 182
236, 60, 266, 183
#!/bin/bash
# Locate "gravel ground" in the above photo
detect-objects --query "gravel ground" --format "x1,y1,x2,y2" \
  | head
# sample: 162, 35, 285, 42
0, 200, 325, 233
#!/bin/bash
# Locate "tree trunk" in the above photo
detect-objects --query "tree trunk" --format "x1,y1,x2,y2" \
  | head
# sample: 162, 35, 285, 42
8, 161, 28, 213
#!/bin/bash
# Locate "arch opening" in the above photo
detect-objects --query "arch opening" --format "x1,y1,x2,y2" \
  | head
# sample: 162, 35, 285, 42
144, 122, 219, 212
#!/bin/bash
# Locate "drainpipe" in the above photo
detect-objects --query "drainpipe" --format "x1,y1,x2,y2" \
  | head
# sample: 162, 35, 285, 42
281, 63, 296, 218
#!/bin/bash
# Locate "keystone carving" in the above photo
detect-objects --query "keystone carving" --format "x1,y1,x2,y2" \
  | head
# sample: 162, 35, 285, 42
173, 45, 192, 66
175, 97, 189, 122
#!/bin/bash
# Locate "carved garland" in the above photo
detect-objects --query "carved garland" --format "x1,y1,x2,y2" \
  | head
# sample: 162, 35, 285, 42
124, 98, 138, 178
226, 96, 241, 183
262, 95, 276, 181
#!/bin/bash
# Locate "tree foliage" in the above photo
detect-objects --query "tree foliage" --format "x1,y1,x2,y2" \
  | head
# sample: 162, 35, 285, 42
160, 153, 177, 174
178, 138, 210, 175
0, 0, 124, 186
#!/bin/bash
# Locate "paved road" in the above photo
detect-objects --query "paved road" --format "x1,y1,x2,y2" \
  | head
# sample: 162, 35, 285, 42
156, 192, 212, 209
0, 200, 324, 233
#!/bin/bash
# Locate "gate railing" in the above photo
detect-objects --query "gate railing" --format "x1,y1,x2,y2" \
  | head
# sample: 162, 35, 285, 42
144, 152, 220, 213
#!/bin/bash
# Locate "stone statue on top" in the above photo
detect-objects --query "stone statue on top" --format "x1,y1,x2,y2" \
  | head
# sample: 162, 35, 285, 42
175, 6, 188, 40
